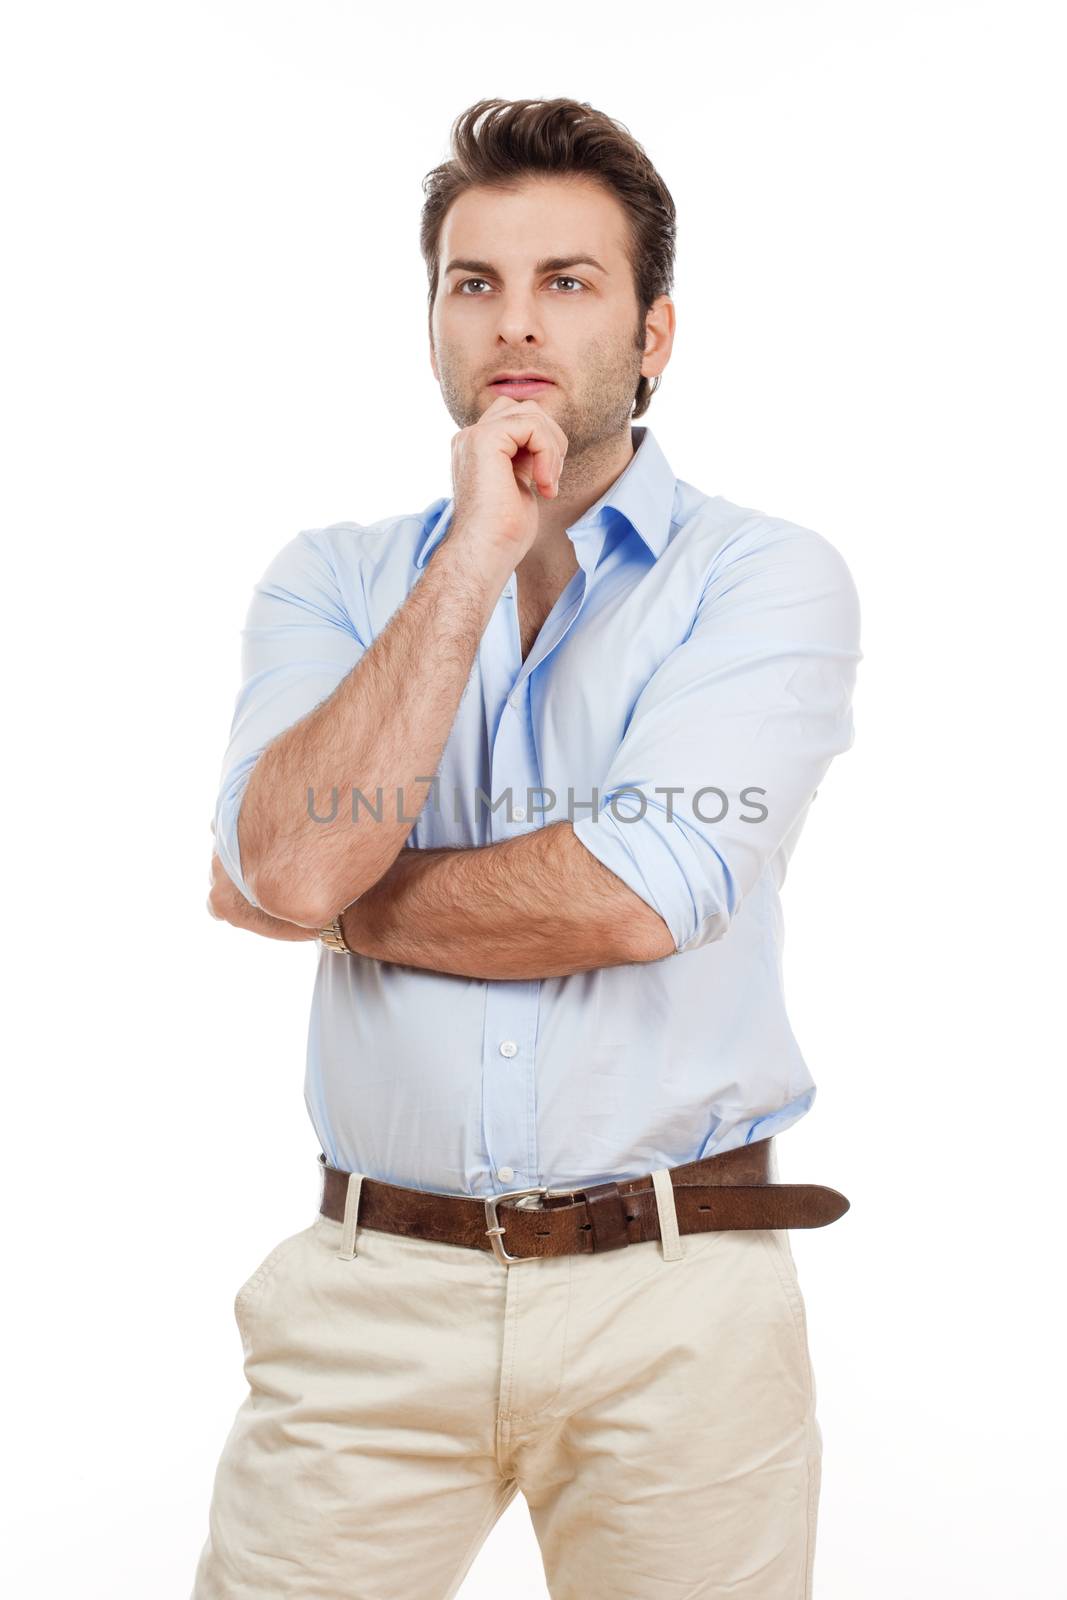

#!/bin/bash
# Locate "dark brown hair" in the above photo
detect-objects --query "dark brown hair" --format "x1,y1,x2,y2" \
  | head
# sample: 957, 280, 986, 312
420, 98, 677, 419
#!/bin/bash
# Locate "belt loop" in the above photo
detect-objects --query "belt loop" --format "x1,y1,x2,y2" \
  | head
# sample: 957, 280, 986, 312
651, 1168, 686, 1261
337, 1171, 366, 1260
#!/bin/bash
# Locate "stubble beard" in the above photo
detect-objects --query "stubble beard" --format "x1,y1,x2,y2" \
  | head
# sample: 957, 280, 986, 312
436, 337, 645, 492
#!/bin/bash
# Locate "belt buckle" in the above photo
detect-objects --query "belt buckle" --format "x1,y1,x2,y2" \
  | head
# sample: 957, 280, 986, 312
484, 1184, 584, 1266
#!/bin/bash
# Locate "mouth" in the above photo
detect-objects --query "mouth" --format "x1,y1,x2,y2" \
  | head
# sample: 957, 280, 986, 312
488, 376, 556, 395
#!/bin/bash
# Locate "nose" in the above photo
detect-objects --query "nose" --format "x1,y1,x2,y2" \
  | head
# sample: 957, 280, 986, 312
491, 288, 547, 349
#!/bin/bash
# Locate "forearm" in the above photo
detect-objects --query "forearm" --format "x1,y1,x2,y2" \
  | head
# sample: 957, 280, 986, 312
240, 525, 514, 926
338, 820, 672, 979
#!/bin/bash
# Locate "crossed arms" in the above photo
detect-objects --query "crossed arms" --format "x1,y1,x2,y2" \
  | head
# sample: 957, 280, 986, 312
208, 820, 674, 979
209, 518, 861, 980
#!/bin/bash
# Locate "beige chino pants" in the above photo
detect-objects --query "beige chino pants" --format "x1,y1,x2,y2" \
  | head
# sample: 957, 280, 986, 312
190, 1157, 822, 1600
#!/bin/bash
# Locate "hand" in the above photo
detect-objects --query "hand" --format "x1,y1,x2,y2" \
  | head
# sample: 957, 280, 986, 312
449, 393, 568, 562
207, 851, 319, 942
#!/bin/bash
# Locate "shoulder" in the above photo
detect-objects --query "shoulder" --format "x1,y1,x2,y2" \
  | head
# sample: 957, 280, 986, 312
293, 511, 432, 579
671, 485, 859, 608
254, 506, 437, 600
244, 509, 433, 644
665, 489, 861, 657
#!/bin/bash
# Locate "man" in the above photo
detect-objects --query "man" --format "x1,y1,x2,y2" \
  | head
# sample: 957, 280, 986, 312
192, 97, 862, 1600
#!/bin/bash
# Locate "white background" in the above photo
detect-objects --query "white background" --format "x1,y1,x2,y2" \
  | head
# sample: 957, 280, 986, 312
4, 1, 1064, 1594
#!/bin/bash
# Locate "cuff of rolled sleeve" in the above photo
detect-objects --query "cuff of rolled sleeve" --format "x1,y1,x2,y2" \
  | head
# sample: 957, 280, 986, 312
213, 755, 262, 910
570, 791, 732, 955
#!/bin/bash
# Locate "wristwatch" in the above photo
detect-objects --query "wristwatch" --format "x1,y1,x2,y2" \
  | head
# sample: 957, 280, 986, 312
318, 912, 351, 954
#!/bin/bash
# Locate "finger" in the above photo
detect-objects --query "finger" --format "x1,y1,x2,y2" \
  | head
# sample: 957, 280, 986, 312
496, 405, 567, 497
481, 390, 567, 449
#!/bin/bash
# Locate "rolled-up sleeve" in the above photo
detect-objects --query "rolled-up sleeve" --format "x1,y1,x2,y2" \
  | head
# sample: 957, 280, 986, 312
212, 528, 367, 908
571, 522, 862, 954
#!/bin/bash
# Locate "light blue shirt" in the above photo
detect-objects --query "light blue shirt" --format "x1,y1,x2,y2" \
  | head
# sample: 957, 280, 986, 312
213, 424, 862, 1197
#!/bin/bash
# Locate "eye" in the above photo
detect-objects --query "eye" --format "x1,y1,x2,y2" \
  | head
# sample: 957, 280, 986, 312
455, 275, 586, 295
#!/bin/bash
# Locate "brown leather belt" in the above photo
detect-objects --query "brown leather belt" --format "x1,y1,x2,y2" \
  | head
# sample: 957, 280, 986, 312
317, 1137, 849, 1265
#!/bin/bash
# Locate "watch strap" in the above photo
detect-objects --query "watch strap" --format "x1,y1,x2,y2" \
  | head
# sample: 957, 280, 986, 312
318, 913, 351, 954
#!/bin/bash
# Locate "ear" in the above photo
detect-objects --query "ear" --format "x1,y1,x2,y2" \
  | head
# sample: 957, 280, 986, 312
641, 295, 676, 381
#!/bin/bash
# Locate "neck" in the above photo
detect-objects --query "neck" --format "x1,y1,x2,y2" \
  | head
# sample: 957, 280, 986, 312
525, 426, 636, 564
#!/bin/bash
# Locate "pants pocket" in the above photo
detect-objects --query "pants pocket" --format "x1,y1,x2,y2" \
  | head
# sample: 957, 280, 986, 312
764, 1224, 800, 1284
755, 1228, 813, 1383
233, 1228, 310, 1342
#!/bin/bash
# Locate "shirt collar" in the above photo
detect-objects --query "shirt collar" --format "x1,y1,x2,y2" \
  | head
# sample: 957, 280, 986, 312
414, 423, 676, 571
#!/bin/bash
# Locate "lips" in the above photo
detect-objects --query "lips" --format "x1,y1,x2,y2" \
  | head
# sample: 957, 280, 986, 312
490, 374, 554, 385
489, 378, 555, 397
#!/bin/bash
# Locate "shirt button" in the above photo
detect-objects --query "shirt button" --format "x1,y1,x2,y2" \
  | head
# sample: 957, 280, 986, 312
497, 1166, 515, 1182
513, 806, 527, 821
499, 1040, 518, 1058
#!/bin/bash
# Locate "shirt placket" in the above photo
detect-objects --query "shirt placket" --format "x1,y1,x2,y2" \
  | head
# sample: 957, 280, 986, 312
478, 556, 593, 1194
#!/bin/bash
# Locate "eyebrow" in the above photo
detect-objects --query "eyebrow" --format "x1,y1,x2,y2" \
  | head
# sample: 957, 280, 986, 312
443, 254, 609, 278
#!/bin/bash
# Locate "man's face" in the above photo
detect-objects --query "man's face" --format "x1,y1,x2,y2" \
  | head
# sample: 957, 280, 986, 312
430, 176, 662, 457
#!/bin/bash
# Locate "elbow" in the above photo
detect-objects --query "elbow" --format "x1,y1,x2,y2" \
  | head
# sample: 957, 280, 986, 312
617, 901, 678, 964
622, 901, 736, 962
252, 860, 375, 930
238, 814, 337, 927
250, 865, 331, 929
636, 916, 679, 962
